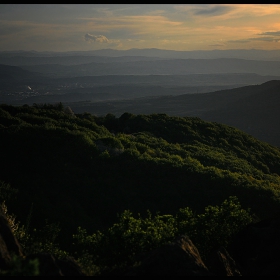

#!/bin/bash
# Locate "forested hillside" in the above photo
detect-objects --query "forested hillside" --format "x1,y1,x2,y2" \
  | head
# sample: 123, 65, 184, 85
1, 103, 280, 274
64, 80, 280, 148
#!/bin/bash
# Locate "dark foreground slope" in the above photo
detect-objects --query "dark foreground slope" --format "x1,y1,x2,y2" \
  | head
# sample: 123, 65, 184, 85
1, 104, 280, 241
1, 104, 280, 275
2, 203, 280, 276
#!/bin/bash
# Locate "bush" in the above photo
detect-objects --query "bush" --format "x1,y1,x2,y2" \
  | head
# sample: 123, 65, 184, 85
72, 196, 253, 274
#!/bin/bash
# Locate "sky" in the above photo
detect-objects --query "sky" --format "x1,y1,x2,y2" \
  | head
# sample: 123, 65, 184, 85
1, 4, 280, 52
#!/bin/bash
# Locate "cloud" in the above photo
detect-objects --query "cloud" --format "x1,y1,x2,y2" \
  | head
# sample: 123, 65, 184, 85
209, 44, 226, 47
249, 37, 280, 42
227, 39, 251, 44
126, 39, 145, 42
82, 15, 183, 34
175, 4, 280, 24
84, 33, 110, 43
228, 37, 280, 44
84, 33, 123, 48
258, 31, 280, 36
192, 5, 234, 17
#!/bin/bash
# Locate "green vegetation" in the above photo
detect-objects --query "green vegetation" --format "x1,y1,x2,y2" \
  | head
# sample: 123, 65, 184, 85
72, 196, 252, 274
1, 192, 253, 275
1, 103, 280, 274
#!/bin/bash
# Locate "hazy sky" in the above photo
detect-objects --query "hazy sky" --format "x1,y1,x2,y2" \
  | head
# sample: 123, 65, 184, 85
1, 4, 280, 52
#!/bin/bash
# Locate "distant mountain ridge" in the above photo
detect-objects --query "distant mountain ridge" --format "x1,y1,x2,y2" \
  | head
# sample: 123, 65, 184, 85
11, 58, 280, 77
1, 48, 280, 60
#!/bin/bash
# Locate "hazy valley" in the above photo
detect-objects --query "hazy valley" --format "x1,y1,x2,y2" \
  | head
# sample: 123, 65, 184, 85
1, 48, 280, 147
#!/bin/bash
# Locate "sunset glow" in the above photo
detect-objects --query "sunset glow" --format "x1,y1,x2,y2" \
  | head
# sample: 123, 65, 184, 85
1, 4, 280, 52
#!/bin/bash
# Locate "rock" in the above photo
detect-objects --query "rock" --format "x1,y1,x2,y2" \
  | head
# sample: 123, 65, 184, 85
0, 207, 86, 276
206, 246, 242, 276
124, 235, 213, 276
0, 207, 24, 270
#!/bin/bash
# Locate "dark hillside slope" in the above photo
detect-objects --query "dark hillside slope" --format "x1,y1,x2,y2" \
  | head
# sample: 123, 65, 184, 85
200, 80, 280, 147
0, 104, 280, 248
0, 64, 43, 82
67, 83, 262, 117
70, 80, 280, 147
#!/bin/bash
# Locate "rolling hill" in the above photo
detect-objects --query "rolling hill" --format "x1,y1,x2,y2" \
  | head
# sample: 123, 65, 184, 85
1, 103, 280, 274
66, 80, 280, 147
1, 104, 280, 238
